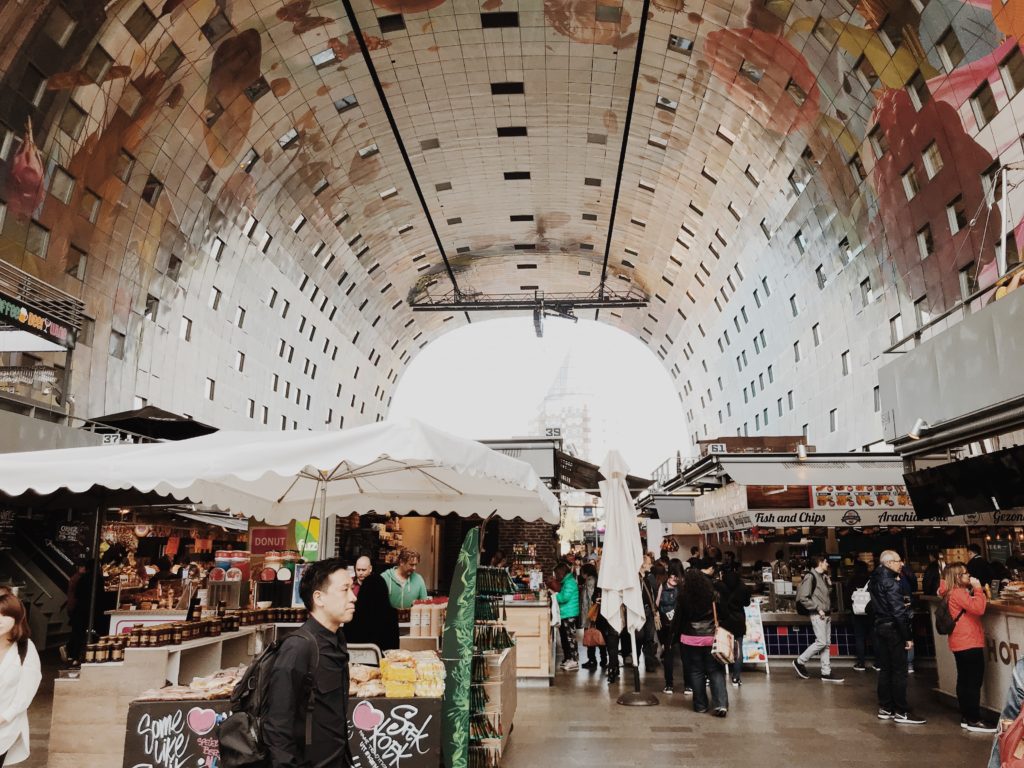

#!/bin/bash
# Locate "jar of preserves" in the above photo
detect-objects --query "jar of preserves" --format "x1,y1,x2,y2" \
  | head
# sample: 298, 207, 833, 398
172, 624, 183, 645
84, 644, 97, 663
110, 642, 124, 662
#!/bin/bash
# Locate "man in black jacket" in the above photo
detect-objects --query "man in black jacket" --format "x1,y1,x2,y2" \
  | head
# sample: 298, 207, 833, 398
263, 558, 357, 767
868, 551, 925, 725
345, 555, 399, 651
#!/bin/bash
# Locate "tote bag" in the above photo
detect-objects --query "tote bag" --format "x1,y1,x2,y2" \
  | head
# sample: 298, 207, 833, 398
711, 602, 735, 665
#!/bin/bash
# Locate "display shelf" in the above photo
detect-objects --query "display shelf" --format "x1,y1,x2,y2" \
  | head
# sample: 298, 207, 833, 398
48, 623, 287, 768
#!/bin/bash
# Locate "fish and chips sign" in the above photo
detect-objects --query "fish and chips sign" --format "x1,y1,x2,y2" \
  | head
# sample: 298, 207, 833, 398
0, 290, 75, 348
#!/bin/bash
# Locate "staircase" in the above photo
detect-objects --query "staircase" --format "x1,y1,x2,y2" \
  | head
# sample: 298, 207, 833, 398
0, 531, 73, 650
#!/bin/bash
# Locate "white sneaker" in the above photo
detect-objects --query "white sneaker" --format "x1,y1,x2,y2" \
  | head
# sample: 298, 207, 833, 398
562, 660, 579, 671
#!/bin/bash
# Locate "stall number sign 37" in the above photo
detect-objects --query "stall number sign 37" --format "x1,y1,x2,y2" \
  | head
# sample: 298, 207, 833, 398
351, 701, 433, 768
130, 706, 225, 768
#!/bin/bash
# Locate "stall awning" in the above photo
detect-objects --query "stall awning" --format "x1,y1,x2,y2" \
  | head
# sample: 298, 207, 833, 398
0, 419, 559, 524
555, 450, 652, 497
87, 406, 218, 441
718, 456, 905, 487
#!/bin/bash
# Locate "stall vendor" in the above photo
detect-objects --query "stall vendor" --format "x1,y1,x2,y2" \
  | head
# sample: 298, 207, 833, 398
382, 549, 429, 610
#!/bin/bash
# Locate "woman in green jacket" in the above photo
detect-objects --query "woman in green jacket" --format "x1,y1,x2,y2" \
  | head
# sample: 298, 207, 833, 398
554, 562, 580, 670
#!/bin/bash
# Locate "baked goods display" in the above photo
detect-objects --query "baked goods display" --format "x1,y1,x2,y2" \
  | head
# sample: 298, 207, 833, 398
135, 665, 247, 701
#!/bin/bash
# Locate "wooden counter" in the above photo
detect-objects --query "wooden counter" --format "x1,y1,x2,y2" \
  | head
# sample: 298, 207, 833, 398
502, 601, 554, 683
926, 597, 1022, 714
47, 624, 286, 768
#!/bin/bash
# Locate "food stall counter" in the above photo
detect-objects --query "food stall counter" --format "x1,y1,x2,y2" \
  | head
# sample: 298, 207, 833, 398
927, 596, 1024, 714
503, 599, 554, 683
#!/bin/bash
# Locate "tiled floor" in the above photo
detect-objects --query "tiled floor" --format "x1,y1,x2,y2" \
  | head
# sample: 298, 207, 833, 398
503, 658, 993, 768
24, 652, 993, 768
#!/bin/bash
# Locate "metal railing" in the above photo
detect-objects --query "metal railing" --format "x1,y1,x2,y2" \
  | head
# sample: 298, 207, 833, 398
884, 262, 1024, 354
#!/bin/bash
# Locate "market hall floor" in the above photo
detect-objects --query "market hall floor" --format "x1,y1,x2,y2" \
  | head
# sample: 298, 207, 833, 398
21, 654, 992, 767
502, 663, 992, 768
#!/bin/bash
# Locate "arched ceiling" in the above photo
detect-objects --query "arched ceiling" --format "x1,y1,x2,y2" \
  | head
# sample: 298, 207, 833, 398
0, 0, 1018, 450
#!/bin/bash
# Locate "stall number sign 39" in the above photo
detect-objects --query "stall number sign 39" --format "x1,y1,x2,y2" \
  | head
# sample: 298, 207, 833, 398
130, 706, 226, 768
351, 701, 434, 768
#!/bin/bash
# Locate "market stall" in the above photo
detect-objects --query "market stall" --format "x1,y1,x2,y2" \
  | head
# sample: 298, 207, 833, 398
0, 419, 556, 768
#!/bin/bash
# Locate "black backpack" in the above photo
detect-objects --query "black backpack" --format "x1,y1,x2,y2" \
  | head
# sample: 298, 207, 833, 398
795, 572, 818, 616
935, 599, 966, 636
217, 629, 319, 768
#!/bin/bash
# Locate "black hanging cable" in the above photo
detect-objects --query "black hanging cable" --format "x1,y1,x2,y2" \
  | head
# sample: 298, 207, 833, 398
595, 0, 653, 319
337, 0, 469, 322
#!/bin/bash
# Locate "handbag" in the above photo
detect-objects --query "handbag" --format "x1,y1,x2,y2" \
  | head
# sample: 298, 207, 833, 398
711, 602, 735, 665
582, 627, 605, 647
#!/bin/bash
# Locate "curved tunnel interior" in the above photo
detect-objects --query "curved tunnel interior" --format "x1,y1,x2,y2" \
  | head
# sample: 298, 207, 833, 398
0, 0, 1018, 451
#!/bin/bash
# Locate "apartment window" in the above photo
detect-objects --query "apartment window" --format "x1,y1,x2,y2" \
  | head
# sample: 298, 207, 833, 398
874, 386, 881, 413
907, 70, 930, 110
794, 340, 802, 362
209, 286, 222, 310
753, 289, 761, 308
81, 188, 101, 222
26, 221, 49, 258
235, 351, 245, 372
126, 3, 158, 40
868, 125, 888, 159
947, 195, 969, 234
142, 174, 163, 205
211, 237, 225, 262
848, 153, 867, 183
812, 323, 821, 346
19, 65, 46, 106
815, 264, 826, 289
180, 316, 192, 341
829, 408, 838, 432
921, 142, 944, 180
755, 414, 760, 431
109, 330, 125, 359
1001, 46, 1024, 97
49, 167, 75, 204
768, 364, 774, 383
901, 165, 920, 200
793, 230, 807, 254
971, 82, 999, 127
743, 387, 749, 404
937, 27, 965, 73
166, 254, 182, 282
42, 6, 77, 46
860, 277, 873, 307
247, 399, 255, 419
917, 224, 934, 259
66, 245, 86, 280
205, 378, 216, 401
144, 294, 159, 321
959, 262, 979, 299
261, 406, 268, 424
889, 313, 904, 345
787, 391, 795, 410
235, 306, 246, 328
914, 295, 931, 328
260, 232, 272, 253
759, 329, 766, 347
789, 294, 799, 316
841, 350, 850, 375
761, 276, 771, 296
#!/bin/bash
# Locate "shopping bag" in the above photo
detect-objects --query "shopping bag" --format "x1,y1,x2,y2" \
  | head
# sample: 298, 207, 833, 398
582, 628, 605, 647
711, 603, 735, 665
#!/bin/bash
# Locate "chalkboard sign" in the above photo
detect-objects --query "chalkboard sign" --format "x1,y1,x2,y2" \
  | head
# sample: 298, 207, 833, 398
123, 699, 231, 768
122, 697, 442, 768
349, 697, 441, 768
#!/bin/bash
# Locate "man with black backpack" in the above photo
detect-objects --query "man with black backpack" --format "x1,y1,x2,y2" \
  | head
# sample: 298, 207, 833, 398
264, 558, 357, 767
792, 556, 844, 683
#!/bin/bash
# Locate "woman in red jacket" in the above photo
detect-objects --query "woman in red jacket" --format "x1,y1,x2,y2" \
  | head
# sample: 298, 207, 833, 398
938, 563, 996, 733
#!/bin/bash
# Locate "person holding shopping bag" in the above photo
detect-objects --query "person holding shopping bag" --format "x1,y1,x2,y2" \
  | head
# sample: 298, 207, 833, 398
0, 590, 42, 765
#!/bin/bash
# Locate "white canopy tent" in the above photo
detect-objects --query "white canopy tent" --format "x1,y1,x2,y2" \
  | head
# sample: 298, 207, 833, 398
0, 419, 560, 525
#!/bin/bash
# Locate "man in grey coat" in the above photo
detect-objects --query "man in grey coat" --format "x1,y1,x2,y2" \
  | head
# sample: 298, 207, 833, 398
793, 556, 844, 683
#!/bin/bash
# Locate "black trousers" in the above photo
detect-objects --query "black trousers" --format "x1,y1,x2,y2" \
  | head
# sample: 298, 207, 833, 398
954, 647, 985, 722
874, 622, 909, 713
558, 617, 579, 662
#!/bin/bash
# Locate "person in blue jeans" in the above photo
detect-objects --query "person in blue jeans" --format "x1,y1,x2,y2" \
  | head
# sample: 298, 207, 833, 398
990, 658, 1024, 767
671, 561, 728, 716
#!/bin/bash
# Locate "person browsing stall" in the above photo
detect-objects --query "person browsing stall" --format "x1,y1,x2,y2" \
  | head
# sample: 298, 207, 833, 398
381, 549, 428, 610
938, 563, 996, 733
793, 556, 844, 683
0, 590, 41, 766
263, 558, 357, 768
869, 550, 925, 725
345, 555, 399, 651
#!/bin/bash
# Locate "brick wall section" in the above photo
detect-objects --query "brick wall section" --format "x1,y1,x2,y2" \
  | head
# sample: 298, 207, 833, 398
497, 518, 559, 574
